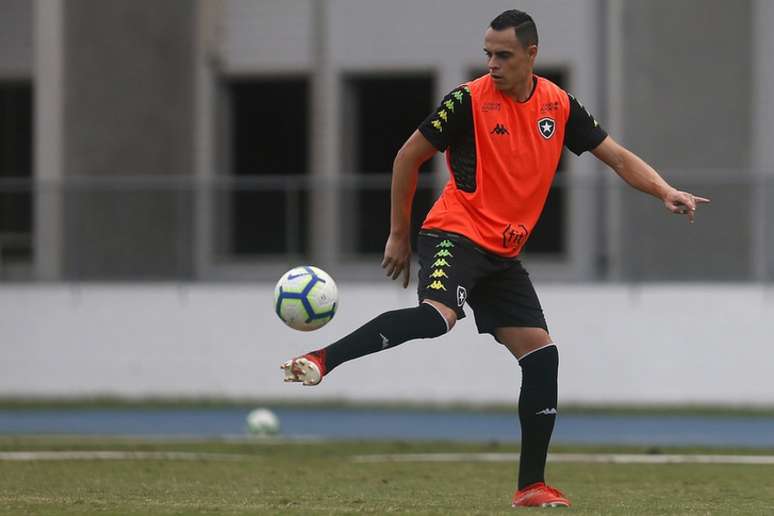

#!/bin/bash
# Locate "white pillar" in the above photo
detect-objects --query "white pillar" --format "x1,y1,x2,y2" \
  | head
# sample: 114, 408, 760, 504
310, 0, 340, 269
752, 0, 774, 281
33, 0, 64, 280
603, 0, 625, 281
193, 0, 221, 279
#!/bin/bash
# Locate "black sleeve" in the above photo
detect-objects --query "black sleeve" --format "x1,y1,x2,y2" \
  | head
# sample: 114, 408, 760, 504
417, 85, 473, 152
564, 93, 608, 156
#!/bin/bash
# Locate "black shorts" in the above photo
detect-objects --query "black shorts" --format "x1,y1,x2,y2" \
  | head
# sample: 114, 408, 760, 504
416, 230, 548, 336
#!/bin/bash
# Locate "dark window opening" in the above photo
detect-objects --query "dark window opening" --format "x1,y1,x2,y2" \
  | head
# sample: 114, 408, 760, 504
469, 68, 568, 256
227, 78, 308, 256
0, 81, 33, 267
347, 75, 435, 254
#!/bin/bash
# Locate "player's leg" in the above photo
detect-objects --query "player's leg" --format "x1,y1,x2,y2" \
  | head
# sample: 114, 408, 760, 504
281, 300, 454, 385
468, 261, 569, 507
495, 328, 562, 490
282, 233, 466, 386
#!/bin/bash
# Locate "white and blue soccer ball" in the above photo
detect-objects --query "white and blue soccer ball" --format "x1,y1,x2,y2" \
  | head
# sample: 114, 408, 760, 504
246, 408, 280, 435
274, 266, 338, 331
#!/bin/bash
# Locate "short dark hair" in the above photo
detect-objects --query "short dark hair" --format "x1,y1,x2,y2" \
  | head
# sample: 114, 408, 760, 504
489, 9, 538, 48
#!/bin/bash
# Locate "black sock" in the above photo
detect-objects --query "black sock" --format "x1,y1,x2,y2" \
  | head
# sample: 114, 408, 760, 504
313, 303, 448, 373
517, 344, 558, 489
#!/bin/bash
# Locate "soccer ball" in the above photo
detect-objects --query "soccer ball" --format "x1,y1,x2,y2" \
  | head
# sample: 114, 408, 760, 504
274, 266, 338, 331
246, 408, 279, 435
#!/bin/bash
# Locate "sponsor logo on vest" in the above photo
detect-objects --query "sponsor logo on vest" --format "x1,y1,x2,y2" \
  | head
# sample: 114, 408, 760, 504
456, 285, 467, 307
502, 223, 529, 249
536, 408, 558, 416
540, 101, 560, 114
537, 117, 556, 139
482, 101, 501, 112
490, 123, 509, 135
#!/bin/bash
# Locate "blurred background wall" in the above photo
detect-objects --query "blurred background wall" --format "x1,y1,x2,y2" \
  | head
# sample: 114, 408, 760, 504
1, 0, 772, 403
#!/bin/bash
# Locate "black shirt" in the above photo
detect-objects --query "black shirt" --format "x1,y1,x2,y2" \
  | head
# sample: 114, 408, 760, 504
417, 80, 607, 192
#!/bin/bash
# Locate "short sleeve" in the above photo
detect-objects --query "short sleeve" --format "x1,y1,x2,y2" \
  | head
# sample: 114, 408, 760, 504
418, 85, 473, 152
564, 93, 608, 156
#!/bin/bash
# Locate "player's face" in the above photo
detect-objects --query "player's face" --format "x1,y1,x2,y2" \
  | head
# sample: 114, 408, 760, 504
483, 27, 537, 93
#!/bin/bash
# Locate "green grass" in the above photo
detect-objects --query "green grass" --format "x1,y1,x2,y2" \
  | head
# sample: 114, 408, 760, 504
1, 438, 774, 515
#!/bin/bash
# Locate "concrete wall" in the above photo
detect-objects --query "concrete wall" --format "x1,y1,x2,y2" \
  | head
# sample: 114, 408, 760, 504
0, 0, 32, 78
2, 283, 772, 405
616, 0, 753, 280
60, 0, 196, 279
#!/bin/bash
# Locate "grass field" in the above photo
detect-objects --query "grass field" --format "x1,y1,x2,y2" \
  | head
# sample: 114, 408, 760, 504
2, 437, 774, 515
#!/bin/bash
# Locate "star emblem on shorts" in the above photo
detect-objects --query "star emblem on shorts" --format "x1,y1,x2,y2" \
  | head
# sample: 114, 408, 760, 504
537, 117, 556, 139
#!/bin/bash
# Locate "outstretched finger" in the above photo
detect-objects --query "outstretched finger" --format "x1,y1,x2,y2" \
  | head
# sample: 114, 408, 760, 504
402, 261, 411, 288
391, 262, 403, 281
694, 196, 711, 204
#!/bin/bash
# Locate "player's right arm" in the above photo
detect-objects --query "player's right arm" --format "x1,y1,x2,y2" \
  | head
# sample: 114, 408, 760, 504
382, 131, 436, 288
382, 85, 471, 288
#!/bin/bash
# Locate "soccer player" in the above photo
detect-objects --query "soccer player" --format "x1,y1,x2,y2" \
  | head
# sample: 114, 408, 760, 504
282, 9, 709, 508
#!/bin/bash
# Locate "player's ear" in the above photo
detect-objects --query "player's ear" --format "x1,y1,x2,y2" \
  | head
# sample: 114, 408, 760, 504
527, 44, 538, 62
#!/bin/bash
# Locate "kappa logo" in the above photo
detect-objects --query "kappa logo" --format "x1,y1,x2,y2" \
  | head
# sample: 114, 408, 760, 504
536, 408, 558, 416
428, 281, 447, 291
432, 258, 451, 268
490, 123, 509, 135
537, 117, 556, 139
434, 249, 453, 258
429, 269, 448, 279
456, 285, 467, 307
436, 240, 454, 249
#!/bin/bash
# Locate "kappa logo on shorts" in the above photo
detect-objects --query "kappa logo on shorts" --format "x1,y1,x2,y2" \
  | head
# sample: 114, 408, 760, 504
456, 285, 467, 307
434, 249, 453, 258
537, 117, 556, 139
432, 258, 451, 268
428, 281, 447, 291
430, 269, 448, 279
436, 240, 454, 249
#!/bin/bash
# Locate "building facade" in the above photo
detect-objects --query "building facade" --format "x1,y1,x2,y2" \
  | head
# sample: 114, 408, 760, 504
0, 0, 772, 282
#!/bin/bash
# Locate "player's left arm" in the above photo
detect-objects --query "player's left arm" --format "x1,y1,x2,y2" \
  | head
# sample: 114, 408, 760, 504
591, 136, 710, 223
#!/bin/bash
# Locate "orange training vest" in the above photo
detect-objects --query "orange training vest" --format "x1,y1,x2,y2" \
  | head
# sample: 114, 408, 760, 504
422, 74, 570, 257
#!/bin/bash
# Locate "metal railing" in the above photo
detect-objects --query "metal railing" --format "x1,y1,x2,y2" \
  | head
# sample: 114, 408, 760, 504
0, 173, 771, 283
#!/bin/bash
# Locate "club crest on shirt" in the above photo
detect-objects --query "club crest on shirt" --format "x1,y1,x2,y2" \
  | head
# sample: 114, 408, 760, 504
537, 117, 556, 140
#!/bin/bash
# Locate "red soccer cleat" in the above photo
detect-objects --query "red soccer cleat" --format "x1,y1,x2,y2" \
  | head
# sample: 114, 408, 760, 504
280, 351, 327, 386
511, 482, 570, 508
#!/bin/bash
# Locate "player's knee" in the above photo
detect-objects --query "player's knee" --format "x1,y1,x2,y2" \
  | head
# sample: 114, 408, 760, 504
422, 300, 457, 332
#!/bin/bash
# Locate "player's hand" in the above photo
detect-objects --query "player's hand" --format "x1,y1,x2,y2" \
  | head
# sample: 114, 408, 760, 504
381, 233, 412, 288
663, 188, 711, 224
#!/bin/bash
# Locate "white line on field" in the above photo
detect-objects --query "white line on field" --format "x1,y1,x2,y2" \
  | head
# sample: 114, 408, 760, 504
0, 451, 249, 462
352, 453, 774, 465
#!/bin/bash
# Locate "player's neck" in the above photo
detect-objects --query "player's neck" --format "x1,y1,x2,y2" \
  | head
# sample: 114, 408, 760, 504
505, 74, 536, 103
